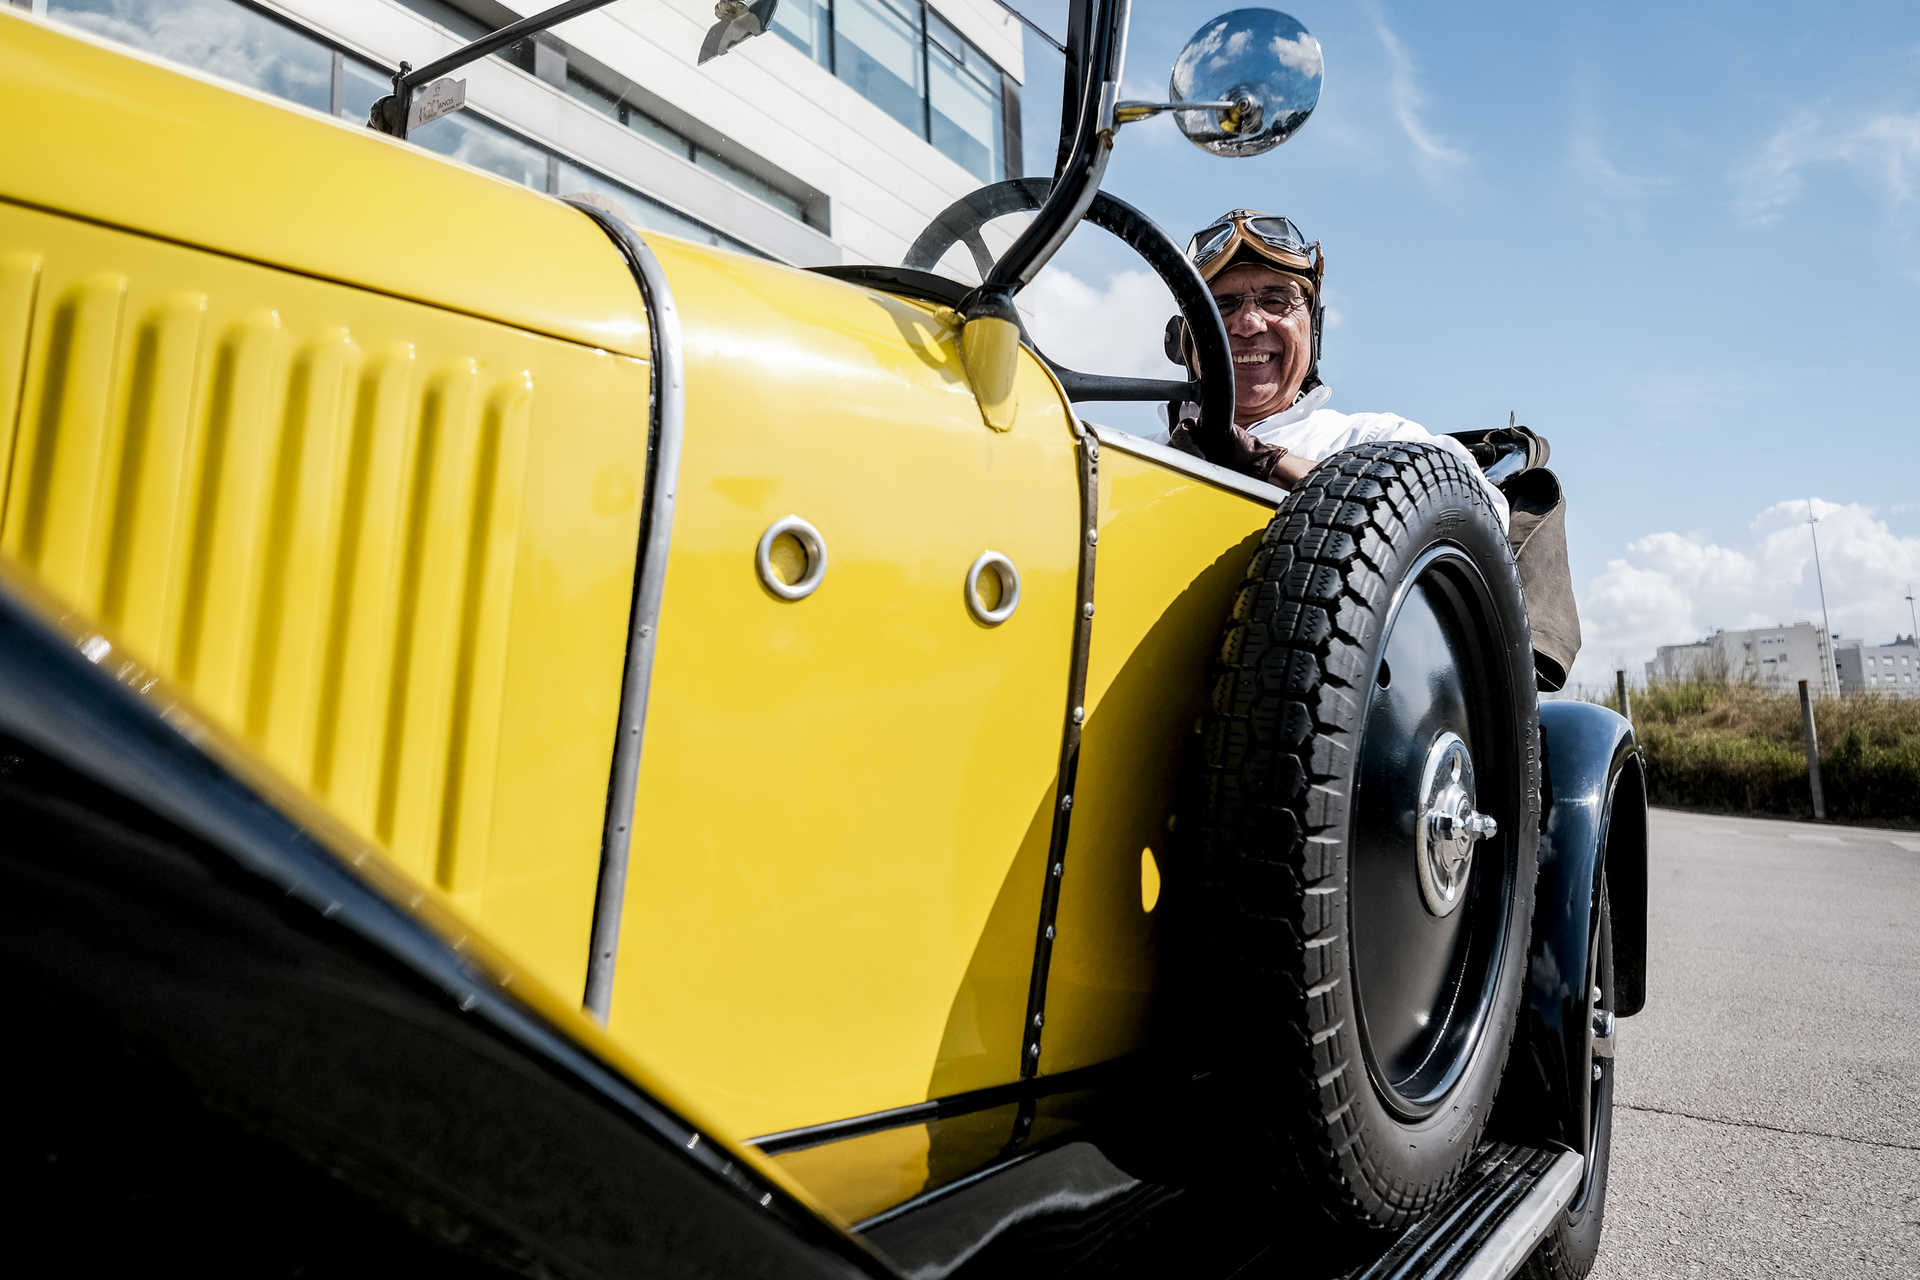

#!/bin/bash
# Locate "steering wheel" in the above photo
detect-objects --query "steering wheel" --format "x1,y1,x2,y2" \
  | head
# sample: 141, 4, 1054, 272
903, 178, 1236, 459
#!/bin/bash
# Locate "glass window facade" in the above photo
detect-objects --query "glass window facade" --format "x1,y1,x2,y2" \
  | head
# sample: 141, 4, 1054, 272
48, 0, 764, 257
692, 148, 807, 222
834, 0, 924, 136
338, 54, 390, 123
565, 69, 810, 224
554, 159, 756, 255
412, 107, 550, 190
48, 0, 333, 112
925, 12, 1000, 181
774, 1, 1010, 180
565, 71, 687, 155
771, 0, 833, 68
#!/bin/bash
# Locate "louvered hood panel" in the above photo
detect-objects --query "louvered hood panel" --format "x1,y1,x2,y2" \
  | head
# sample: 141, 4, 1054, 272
0, 202, 652, 1004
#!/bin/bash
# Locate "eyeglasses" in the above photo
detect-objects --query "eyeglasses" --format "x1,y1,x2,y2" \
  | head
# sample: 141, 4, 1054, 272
1211, 287, 1310, 318
1186, 214, 1317, 269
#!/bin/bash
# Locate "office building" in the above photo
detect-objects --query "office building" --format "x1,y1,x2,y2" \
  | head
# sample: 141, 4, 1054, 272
1834, 635, 1920, 697
20, 0, 1026, 266
1645, 622, 1839, 696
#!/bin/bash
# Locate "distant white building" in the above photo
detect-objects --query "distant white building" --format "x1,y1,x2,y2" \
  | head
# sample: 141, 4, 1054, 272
1646, 622, 1839, 696
1834, 635, 1920, 698
25, 0, 1026, 266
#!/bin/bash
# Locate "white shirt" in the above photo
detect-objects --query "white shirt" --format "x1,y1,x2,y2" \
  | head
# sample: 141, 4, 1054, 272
1153, 384, 1509, 532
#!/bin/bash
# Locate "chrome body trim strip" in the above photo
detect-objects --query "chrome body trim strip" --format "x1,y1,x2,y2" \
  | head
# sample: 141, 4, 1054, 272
744, 1059, 1136, 1156
567, 199, 685, 1023
1085, 422, 1287, 507
1456, 1150, 1584, 1280
1018, 420, 1100, 1090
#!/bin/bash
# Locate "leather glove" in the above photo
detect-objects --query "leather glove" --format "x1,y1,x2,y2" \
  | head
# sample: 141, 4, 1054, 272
1169, 417, 1293, 488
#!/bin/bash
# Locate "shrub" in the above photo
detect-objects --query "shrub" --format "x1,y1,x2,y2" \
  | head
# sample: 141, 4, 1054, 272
1586, 677, 1920, 827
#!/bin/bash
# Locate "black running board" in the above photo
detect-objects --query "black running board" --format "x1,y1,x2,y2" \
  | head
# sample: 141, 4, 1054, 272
859, 1127, 1582, 1279
1346, 1144, 1585, 1280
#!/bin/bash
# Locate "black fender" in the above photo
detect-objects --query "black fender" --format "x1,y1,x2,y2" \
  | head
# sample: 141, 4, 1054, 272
1500, 700, 1648, 1153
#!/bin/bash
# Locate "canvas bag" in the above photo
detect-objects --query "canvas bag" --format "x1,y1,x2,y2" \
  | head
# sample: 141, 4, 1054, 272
1448, 424, 1582, 692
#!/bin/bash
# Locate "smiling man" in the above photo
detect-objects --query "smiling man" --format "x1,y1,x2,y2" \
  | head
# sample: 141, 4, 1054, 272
1160, 210, 1508, 531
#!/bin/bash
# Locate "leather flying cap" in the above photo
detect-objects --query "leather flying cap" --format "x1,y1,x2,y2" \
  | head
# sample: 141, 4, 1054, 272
1185, 209, 1324, 294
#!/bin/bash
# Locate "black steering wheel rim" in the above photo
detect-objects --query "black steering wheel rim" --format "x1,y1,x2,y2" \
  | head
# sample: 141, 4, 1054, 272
903, 177, 1236, 457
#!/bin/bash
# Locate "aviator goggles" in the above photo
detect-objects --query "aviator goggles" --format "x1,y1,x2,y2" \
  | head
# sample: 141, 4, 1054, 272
1184, 211, 1323, 286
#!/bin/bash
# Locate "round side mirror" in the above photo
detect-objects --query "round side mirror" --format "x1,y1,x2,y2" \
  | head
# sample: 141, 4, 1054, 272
1170, 8, 1323, 158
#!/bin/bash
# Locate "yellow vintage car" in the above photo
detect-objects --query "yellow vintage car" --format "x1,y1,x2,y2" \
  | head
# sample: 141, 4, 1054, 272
0, 3, 1646, 1277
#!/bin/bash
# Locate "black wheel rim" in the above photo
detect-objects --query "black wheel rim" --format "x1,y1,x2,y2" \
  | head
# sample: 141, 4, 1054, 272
1349, 546, 1519, 1120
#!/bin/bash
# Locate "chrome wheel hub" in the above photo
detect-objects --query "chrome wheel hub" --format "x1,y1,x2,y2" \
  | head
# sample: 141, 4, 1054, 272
1415, 732, 1498, 917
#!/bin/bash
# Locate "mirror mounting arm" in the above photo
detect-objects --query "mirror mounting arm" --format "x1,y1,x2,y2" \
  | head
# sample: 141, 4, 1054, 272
1052, 0, 1095, 175
368, 0, 625, 138
1114, 97, 1250, 127
966, 0, 1130, 316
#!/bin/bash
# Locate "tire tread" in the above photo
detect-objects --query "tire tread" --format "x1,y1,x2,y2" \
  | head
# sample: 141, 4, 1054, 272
1188, 442, 1539, 1231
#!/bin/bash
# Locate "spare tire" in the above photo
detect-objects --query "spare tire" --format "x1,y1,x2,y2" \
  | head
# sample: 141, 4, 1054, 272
1184, 441, 1540, 1231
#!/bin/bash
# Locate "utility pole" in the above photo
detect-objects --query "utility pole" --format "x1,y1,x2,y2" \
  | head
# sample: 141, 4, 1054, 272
1907, 584, 1918, 646
1798, 679, 1827, 821
1807, 500, 1834, 694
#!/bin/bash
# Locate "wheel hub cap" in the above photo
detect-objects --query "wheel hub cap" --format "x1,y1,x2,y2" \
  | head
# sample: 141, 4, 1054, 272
1415, 732, 1497, 917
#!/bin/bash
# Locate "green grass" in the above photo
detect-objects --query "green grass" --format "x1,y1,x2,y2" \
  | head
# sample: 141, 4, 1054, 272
1587, 679, 1920, 827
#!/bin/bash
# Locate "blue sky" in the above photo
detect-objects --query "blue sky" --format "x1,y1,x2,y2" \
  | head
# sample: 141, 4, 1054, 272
1000, 2, 1920, 688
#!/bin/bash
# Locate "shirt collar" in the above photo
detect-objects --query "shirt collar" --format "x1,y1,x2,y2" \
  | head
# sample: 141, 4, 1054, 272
1159, 382, 1335, 432
1244, 382, 1334, 433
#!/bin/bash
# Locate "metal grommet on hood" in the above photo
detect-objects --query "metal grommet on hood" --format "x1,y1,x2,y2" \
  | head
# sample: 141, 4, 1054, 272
965, 550, 1020, 625
756, 516, 827, 601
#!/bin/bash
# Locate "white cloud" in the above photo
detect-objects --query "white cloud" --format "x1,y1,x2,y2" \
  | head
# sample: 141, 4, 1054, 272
1017, 266, 1182, 383
1579, 559, 1698, 685
1735, 112, 1828, 223
1271, 32, 1324, 79
1367, 3, 1469, 178
1623, 531, 1757, 594
1735, 110, 1920, 223
1567, 114, 1666, 221
1856, 113, 1920, 204
1172, 20, 1227, 90
1320, 285, 1346, 330
1217, 29, 1252, 67
1571, 498, 1920, 691
1117, 71, 1190, 150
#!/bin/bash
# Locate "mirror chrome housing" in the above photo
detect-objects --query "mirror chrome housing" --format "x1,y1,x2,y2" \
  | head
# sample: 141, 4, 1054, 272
1169, 8, 1322, 157
699, 0, 781, 64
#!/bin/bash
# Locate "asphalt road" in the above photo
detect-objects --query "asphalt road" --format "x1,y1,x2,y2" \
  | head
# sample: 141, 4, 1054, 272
1588, 808, 1920, 1279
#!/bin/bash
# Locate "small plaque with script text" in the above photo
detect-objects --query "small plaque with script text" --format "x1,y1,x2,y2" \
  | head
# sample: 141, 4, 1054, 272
408, 76, 467, 130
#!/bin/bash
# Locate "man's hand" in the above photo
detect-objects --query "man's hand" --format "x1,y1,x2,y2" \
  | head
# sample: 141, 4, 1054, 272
1170, 419, 1313, 488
